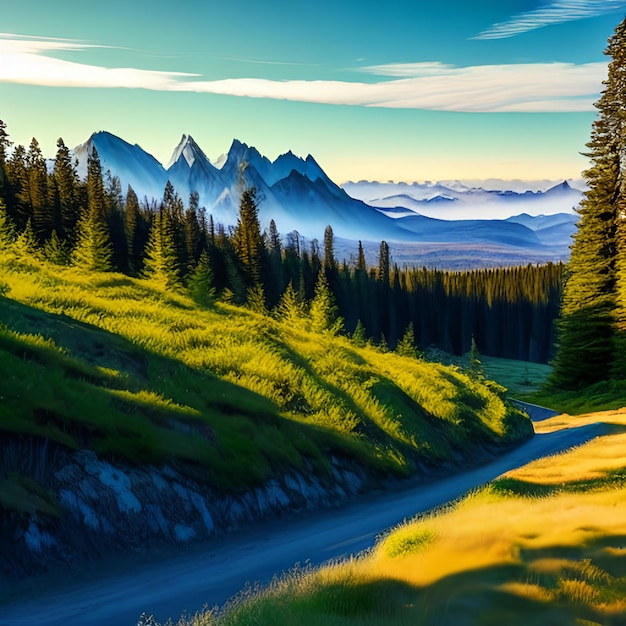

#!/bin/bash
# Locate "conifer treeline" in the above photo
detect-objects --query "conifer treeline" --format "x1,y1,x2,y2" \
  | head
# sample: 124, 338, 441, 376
0, 121, 563, 363
549, 17, 626, 389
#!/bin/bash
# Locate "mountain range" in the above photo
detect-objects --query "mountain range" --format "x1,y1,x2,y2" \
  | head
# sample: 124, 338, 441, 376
71, 131, 583, 268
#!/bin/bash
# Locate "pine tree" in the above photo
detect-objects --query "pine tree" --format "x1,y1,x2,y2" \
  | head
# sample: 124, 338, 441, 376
275, 282, 303, 324
246, 284, 267, 315
614, 197, 626, 378
377, 240, 390, 285
72, 207, 113, 272
0, 120, 12, 199
309, 269, 342, 334
187, 250, 216, 306
396, 322, 418, 358
357, 240, 367, 272
87, 147, 107, 219
104, 171, 127, 271
43, 229, 70, 265
142, 210, 180, 288
351, 319, 367, 347
550, 17, 626, 389
467, 335, 484, 380
184, 202, 202, 267
232, 187, 264, 285
14, 218, 38, 260
124, 185, 141, 273
323, 225, 336, 271
167, 187, 187, 278
5, 144, 28, 226
264, 218, 284, 308
0, 120, 10, 168
27, 138, 51, 240
51, 138, 80, 239
0, 198, 15, 252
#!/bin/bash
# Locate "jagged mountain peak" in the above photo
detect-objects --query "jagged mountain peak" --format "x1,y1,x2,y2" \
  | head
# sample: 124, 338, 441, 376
166, 134, 209, 170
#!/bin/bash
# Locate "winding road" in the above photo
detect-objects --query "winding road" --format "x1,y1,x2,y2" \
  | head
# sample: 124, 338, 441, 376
0, 402, 605, 626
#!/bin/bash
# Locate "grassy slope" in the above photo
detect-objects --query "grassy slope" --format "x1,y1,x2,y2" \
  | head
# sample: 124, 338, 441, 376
0, 252, 530, 513
189, 409, 626, 626
480, 356, 626, 416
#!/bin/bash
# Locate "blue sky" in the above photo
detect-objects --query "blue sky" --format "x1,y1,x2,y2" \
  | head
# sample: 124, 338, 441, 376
1, 1, 624, 183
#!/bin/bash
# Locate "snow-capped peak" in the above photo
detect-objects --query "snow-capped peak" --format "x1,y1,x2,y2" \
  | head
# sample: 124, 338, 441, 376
166, 134, 208, 169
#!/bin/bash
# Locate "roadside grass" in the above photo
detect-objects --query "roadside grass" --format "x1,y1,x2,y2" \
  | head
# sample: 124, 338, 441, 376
480, 356, 552, 396
479, 355, 626, 416
174, 409, 626, 626
529, 379, 626, 416
0, 253, 530, 509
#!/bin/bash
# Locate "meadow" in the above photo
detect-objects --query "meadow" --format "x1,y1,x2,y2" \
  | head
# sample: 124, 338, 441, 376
0, 248, 530, 515
172, 409, 626, 626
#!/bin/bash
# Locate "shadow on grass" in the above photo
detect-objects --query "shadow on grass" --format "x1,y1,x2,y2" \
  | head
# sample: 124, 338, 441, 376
238, 562, 587, 626
0, 297, 368, 492
265, 336, 473, 472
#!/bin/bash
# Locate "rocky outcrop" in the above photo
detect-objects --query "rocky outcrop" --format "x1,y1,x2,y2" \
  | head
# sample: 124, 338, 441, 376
4, 449, 372, 576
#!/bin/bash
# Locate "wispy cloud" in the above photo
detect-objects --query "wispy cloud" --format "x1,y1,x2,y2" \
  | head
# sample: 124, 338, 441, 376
0, 34, 606, 113
0, 34, 197, 89
473, 0, 626, 39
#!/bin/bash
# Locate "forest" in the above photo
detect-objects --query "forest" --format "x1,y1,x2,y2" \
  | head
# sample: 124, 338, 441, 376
0, 121, 563, 364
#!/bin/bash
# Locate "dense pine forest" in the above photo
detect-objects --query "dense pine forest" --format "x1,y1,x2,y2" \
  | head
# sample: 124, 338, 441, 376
0, 121, 562, 363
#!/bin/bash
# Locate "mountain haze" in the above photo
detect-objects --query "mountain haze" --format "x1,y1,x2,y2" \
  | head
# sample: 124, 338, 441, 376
71, 132, 582, 266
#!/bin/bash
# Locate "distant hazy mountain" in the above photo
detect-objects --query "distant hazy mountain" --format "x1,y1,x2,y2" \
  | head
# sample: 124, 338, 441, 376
71, 131, 582, 268
341, 179, 583, 221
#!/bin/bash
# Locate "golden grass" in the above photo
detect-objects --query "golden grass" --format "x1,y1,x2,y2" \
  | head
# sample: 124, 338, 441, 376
185, 408, 626, 625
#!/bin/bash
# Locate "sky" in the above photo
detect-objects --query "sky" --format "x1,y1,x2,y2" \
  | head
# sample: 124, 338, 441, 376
0, 1, 624, 184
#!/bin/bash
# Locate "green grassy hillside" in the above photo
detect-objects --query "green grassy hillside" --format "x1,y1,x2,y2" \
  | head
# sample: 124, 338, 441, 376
0, 251, 531, 512
181, 410, 626, 626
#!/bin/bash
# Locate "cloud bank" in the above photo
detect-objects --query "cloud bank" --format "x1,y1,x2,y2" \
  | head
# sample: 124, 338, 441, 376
473, 0, 626, 39
0, 34, 606, 113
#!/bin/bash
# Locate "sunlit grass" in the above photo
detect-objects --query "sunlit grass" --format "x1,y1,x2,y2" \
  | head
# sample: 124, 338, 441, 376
0, 255, 529, 505
176, 408, 626, 626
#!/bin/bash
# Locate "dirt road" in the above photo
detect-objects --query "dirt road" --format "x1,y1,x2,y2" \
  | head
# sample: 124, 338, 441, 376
0, 408, 604, 626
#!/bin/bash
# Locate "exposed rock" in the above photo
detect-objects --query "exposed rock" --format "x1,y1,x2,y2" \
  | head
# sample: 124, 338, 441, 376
3, 448, 371, 576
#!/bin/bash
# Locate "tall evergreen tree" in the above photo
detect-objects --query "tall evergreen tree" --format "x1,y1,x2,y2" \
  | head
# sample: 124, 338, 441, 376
246, 284, 268, 315
26, 138, 52, 241
0, 120, 12, 199
43, 229, 70, 265
232, 187, 264, 285
14, 218, 38, 259
0, 198, 15, 252
5, 144, 27, 226
51, 138, 80, 239
142, 209, 179, 288
275, 282, 304, 324
614, 193, 626, 378
87, 147, 107, 221
124, 185, 142, 273
309, 269, 342, 334
187, 249, 216, 306
104, 171, 128, 271
357, 240, 367, 272
377, 240, 390, 285
550, 17, 626, 389
184, 201, 202, 267
71, 207, 113, 272
351, 319, 367, 347
0, 120, 10, 168
263, 218, 284, 307
396, 322, 418, 358
323, 225, 336, 271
